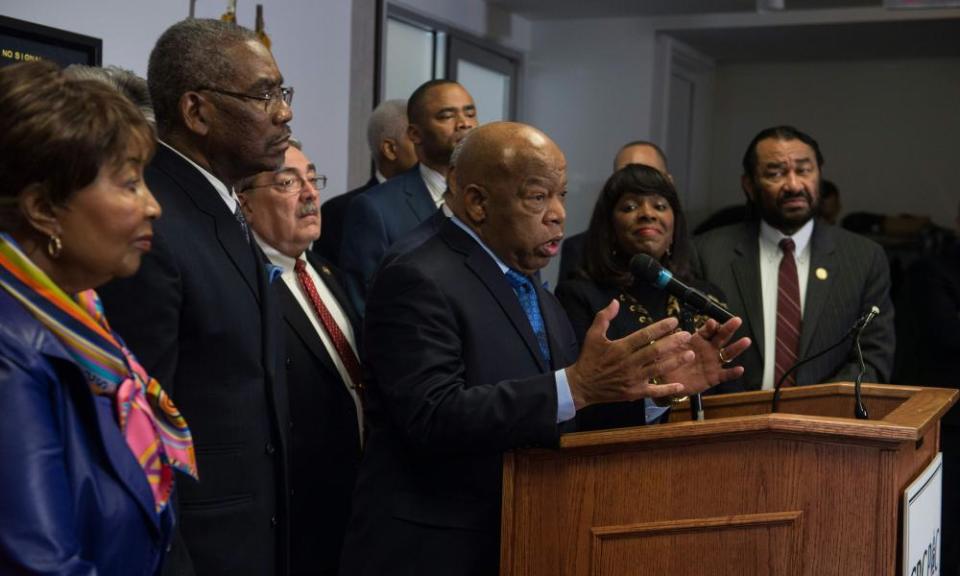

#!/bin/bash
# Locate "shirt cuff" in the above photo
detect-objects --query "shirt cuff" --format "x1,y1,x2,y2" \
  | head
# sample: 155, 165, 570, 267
555, 369, 576, 423
644, 398, 670, 424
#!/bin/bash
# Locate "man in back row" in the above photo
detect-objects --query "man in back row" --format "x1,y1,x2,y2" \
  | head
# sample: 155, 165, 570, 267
694, 125, 895, 389
314, 99, 417, 267
339, 79, 478, 311
558, 140, 672, 280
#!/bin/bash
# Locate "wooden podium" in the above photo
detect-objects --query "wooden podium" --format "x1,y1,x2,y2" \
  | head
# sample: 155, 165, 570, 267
500, 383, 957, 576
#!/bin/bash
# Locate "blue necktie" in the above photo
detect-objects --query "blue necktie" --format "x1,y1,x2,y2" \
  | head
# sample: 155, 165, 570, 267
505, 269, 551, 364
234, 202, 250, 243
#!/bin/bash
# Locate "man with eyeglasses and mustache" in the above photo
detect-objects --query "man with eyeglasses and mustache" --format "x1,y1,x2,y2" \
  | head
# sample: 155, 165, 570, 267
238, 139, 363, 576
694, 125, 894, 391
99, 18, 295, 576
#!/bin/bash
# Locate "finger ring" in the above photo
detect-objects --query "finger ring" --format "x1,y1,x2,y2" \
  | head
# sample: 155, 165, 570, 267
718, 347, 731, 364
649, 375, 662, 385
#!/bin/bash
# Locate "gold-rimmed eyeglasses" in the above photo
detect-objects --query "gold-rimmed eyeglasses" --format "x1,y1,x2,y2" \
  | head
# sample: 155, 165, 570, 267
242, 174, 327, 195
196, 85, 294, 112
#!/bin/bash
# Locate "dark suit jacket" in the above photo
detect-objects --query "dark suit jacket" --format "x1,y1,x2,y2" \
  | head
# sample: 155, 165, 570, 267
558, 232, 586, 281
693, 220, 895, 390
313, 176, 378, 267
99, 145, 290, 576
338, 165, 434, 311
379, 206, 447, 271
339, 220, 579, 576
279, 252, 362, 576
0, 289, 174, 575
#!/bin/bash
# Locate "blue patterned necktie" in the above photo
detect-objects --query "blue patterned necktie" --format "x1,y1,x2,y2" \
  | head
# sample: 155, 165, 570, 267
234, 202, 250, 243
505, 269, 551, 364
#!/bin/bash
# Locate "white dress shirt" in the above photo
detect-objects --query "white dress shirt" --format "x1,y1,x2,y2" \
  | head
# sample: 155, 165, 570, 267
256, 239, 365, 439
758, 218, 814, 390
419, 163, 447, 208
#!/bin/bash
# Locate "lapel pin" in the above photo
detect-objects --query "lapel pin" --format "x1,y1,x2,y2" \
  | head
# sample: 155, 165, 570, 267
815, 267, 828, 280
321, 265, 332, 276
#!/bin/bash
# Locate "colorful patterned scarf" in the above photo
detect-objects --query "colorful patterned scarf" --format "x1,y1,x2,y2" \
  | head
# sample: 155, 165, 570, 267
0, 233, 197, 513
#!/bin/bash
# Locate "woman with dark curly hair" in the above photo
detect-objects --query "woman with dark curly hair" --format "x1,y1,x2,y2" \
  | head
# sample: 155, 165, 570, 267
556, 164, 749, 430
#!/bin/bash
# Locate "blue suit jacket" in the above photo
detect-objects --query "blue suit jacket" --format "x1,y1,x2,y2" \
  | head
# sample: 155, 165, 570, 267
0, 289, 174, 575
338, 165, 435, 311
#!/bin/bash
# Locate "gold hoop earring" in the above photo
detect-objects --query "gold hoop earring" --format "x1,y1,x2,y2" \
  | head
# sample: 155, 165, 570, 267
47, 234, 62, 259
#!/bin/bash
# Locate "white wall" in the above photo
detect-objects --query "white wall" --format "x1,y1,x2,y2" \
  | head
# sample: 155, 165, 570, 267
710, 57, 960, 228
524, 17, 659, 284
0, 0, 353, 199
392, 0, 531, 52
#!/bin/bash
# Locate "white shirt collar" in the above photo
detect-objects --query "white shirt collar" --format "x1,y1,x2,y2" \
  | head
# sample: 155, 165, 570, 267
449, 215, 509, 274
759, 217, 814, 257
254, 234, 299, 271
374, 170, 387, 184
419, 163, 447, 207
160, 140, 237, 212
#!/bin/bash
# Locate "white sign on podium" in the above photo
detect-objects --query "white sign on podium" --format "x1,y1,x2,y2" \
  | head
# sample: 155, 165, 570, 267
902, 452, 942, 576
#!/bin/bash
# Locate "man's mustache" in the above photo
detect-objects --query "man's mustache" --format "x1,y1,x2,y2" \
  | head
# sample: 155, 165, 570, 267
297, 203, 319, 217
778, 190, 812, 207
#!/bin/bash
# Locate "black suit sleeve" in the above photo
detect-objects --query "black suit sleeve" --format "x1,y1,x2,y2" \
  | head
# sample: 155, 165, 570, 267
827, 242, 895, 383
553, 280, 594, 346
364, 262, 561, 454
100, 230, 183, 395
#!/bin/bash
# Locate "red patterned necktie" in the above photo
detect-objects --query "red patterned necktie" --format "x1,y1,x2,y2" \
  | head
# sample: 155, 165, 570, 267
294, 259, 364, 396
775, 238, 802, 387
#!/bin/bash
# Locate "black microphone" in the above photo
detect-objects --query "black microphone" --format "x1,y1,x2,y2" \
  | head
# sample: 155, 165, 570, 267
629, 254, 734, 323
771, 306, 881, 415
630, 254, 727, 422
852, 306, 879, 420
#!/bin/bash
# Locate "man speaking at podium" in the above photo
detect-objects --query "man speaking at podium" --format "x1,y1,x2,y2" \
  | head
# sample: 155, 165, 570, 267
695, 125, 895, 390
339, 122, 744, 576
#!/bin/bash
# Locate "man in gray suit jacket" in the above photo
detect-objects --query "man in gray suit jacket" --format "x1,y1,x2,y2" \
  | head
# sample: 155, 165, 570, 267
694, 126, 894, 390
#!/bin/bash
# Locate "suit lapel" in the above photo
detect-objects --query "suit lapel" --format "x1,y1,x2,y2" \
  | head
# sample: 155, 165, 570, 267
90, 384, 161, 533
405, 167, 438, 224
799, 222, 836, 357
442, 222, 548, 372
279, 283, 339, 376
730, 224, 765, 361
306, 252, 361, 334
152, 146, 261, 303
534, 281, 567, 370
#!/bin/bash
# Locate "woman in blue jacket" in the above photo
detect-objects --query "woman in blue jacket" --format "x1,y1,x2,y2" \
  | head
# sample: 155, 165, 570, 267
0, 60, 197, 575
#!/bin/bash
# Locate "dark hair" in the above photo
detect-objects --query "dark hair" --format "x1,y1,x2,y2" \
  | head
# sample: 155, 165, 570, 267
820, 179, 838, 199
0, 61, 155, 232
581, 164, 692, 288
148, 18, 258, 134
741, 125, 824, 177
407, 79, 459, 126
614, 140, 669, 172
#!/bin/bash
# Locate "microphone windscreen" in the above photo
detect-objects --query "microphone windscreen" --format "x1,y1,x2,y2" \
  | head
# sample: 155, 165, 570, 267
629, 253, 662, 284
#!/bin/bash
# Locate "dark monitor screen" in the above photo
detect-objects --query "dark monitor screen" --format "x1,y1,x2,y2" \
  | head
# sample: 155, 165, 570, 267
0, 15, 102, 69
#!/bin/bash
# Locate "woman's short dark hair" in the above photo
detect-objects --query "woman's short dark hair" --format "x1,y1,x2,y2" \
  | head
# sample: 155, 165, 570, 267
581, 164, 692, 288
0, 60, 155, 232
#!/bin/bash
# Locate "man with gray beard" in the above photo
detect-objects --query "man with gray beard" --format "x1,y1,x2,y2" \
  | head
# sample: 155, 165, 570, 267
239, 140, 363, 576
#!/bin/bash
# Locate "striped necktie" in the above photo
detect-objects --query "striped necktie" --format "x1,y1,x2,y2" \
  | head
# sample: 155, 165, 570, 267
775, 238, 802, 387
